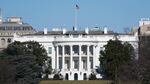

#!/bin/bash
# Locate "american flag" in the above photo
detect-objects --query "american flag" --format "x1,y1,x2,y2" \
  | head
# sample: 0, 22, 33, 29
76, 4, 79, 10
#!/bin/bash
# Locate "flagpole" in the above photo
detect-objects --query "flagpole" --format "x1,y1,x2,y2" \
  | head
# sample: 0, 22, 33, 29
75, 4, 80, 31
0, 8, 2, 19
75, 5, 77, 31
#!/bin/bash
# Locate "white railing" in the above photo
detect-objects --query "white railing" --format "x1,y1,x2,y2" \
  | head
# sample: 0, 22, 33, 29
54, 36, 98, 42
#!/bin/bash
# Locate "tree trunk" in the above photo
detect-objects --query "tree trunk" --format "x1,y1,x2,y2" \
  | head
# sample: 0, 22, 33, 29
115, 67, 118, 84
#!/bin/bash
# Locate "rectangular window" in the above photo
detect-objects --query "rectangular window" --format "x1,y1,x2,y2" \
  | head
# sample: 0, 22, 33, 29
74, 60, 79, 69
48, 47, 52, 54
59, 58, 62, 69
59, 46, 62, 55
65, 60, 70, 69
73, 35, 78, 38
90, 46, 93, 55
90, 60, 93, 69
83, 60, 87, 70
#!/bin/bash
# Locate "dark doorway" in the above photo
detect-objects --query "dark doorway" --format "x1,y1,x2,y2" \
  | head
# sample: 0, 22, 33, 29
74, 73, 78, 80
65, 73, 69, 80
83, 73, 87, 80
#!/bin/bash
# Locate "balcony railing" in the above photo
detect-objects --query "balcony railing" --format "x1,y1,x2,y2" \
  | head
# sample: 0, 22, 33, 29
54, 36, 98, 42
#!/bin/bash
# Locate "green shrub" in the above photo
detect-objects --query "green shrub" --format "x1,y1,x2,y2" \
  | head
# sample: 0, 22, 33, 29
89, 73, 97, 80
53, 74, 62, 80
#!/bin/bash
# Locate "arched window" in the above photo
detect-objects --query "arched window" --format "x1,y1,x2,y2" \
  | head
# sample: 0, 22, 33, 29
1, 38, 5, 46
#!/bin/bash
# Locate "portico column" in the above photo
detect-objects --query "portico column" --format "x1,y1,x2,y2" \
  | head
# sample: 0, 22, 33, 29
79, 45, 82, 71
56, 46, 59, 69
70, 45, 73, 70
62, 45, 65, 70
93, 45, 95, 69
87, 45, 90, 71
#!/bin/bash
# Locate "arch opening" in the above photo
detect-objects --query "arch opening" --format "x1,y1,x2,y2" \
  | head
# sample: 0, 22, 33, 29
74, 73, 78, 80
83, 73, 87, 80
65, 73, 69, 80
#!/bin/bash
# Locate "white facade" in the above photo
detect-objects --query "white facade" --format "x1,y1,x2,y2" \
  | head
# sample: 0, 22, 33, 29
13, 28, 139, 80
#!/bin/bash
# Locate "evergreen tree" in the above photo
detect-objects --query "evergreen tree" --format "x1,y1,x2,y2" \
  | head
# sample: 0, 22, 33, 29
0, 41, 52, 84
100, 39, 134, 83
0, 59, 16, 84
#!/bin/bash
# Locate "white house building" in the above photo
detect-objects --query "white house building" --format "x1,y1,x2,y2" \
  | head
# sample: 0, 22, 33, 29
13, 27, 139, 80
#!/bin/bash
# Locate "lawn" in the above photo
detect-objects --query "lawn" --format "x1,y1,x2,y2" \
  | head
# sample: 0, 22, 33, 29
39, 80, 112, 84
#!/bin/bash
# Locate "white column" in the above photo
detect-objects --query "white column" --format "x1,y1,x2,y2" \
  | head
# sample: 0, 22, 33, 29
70, 45, 73, 70
62, 45, 65, 70
93, 45, 95, 69
79, 45, 82, 71
87, 45, 90, 71
56, 46, 59, 69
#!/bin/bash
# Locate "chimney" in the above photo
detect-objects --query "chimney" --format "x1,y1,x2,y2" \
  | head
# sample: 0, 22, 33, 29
13, 32, 17, 38
63, 28, 67, 34
74, 27, 77, 31
73, 26, 77, 31
0, 18, 2, 24
85, 28, 89, 34
44, 27, 48, 34
104, 27, 108, 34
